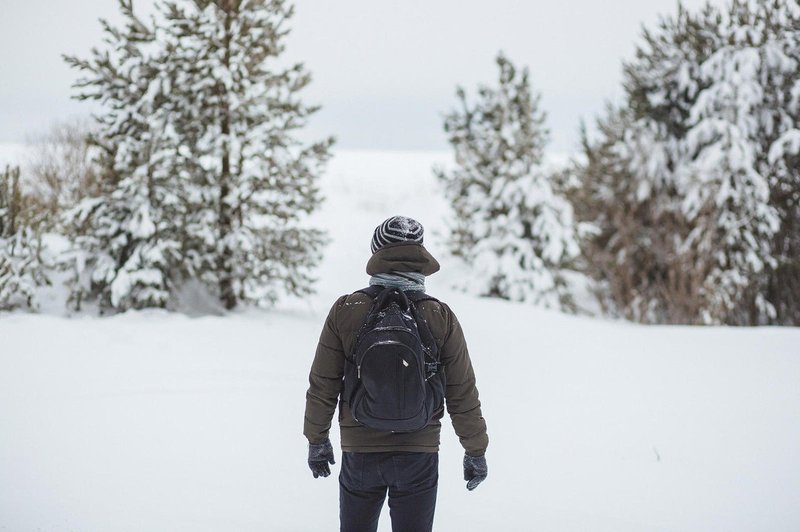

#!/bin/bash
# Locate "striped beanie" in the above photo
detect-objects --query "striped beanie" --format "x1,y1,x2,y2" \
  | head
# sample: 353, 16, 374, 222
371, 216, 424, 254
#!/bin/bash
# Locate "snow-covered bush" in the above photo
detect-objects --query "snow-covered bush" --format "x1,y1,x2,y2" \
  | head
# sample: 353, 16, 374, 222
24, 119, 101, 226
436, 53, 580, 310
0, 166, 49, 311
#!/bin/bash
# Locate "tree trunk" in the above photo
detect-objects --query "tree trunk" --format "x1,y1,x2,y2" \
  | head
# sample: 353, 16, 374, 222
217, 3, 236, 310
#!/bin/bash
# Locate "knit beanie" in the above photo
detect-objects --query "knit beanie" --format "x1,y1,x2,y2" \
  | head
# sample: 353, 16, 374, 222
371, 216, 424, 254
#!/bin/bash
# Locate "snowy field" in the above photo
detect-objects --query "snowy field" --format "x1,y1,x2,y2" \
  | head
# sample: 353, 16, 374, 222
1, 149, 800, 531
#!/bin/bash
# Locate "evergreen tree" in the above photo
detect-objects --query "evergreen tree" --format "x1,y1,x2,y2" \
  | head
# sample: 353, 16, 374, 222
62, 1, 181, 312
62, 0, 331, 312
576, 5, 724, 323
749, 0, 800, 325
159, 0, 332, 309
573, 108, 683, 322
577, 0, 800, 324
0, 166, 49, 311
436, 53, 580, 309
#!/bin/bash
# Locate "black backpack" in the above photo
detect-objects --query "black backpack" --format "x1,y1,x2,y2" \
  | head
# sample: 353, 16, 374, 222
343, 285, 446, 433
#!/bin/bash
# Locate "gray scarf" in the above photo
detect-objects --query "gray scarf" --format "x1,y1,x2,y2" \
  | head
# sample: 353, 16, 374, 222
369, 271, 426, 292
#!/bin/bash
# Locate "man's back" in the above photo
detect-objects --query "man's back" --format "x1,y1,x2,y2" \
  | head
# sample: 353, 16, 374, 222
304, 241, 488, 456
305, 288, 488, 456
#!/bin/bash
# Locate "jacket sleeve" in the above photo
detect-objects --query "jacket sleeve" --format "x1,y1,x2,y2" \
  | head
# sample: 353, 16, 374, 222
303, 296, 347, 444
440, 304, 489, 456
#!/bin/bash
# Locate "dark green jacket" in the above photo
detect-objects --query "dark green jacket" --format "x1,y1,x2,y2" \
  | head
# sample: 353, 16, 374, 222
303, 242, 489, 456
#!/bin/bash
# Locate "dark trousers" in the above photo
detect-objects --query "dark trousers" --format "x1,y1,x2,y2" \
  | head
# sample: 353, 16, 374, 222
339, 451, 438, 532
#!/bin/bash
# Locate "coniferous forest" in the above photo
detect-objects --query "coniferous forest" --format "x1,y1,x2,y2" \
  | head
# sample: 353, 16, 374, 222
1, 0, 798, 325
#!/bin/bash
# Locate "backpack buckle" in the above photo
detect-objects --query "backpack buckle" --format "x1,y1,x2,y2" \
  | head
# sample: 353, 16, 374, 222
424, 361, 440, 378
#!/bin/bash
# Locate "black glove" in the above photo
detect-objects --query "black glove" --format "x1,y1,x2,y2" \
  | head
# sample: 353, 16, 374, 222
463, 453, 487, 491
308, 439, 335, 478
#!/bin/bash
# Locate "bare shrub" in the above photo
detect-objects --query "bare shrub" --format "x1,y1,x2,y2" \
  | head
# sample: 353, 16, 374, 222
24, 119, 101, 226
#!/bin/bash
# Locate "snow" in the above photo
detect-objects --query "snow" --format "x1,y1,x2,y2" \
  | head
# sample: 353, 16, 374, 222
1, 149, 800, 531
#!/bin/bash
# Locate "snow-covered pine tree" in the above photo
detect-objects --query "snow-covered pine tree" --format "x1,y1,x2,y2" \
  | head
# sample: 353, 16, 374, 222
159, 0, 333, 309
63, 0, 330, 313
577, 4, 723, 323
578, 0, 800, 325
0, 166, 49, 311
62, 0, 183, 312
436, 53, 580, 309
747, 0, 800, 325
573, 108, 682, 322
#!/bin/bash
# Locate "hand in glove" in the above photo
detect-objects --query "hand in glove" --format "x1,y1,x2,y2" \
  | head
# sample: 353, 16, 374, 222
463, 453, 488, 491
308, 439, 336, 478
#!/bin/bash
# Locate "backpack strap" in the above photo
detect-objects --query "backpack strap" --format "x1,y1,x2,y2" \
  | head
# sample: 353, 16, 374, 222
355, 285, 384, 299
406, 290, 439, 305
406, 291, 442, 369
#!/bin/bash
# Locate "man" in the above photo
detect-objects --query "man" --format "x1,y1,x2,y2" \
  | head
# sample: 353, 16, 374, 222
303, 215, 489, 532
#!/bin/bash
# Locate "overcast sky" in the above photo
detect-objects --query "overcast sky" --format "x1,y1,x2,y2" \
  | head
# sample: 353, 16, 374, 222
0, 0, 724, 153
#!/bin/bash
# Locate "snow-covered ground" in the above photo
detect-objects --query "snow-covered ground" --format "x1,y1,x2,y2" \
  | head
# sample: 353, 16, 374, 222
1, 149, 799, 531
